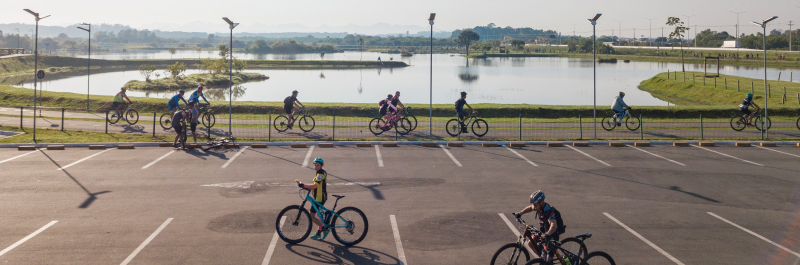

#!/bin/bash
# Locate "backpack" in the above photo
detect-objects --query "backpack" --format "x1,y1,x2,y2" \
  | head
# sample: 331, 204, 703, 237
379, 99, 386, 107
553, 207, 566, 235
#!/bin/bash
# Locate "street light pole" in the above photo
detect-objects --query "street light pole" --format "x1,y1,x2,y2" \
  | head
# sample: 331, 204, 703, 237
588, 13, 602, 139
614, 20, 624, 44
682, 15, 695, 47
15, 28, 19, 49
429, 13, 435, 139
223, 17, 239, 137
24, 9, 49, 142
730, 11, 745, 41
78, 23, 91, 111
645, 18, 656, 46
752, 16, 778, 139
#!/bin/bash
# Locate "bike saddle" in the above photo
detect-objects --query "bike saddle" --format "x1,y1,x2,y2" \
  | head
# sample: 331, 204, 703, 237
575, 233, 592, 240
332, 195, 345, 199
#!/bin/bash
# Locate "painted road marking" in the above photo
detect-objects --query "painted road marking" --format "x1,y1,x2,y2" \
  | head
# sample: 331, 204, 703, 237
566, 145, 611, 166
604, 213, 684, 265
439, 145, 462, 167
627, 145, 686, 166
302, 146, 315, 167
0, 150, 37, 165
755, 146, 800, 158
375, 145, 384, 167
498, 213, 537, 258
120, 218, 173, 265
201, 181, 380, 188
390, 215, 408, 265
691, 145, 763, 166
707, 212, 800, 258
504, 146, 538, 167
57, 149, 112, 171
0, 221, 58, 257
221, 146, 249, 168
262, 216, 286, 265
141, 150, 176, 169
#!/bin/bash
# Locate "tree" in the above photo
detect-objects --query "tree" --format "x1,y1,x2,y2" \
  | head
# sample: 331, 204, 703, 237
166, 62, 187, 79
319, 52, 326, 60
218, 44, 229, 58
457, 30, 480, 55
357, 37, 364, 60
667, 17, 690, 72
138, 65, 157, 82
168, 47, 176, 59
511, 40, 525, 50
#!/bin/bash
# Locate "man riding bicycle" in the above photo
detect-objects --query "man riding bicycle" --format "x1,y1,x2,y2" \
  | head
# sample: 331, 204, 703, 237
168, 90, 188, 116
611, 92, 631, 127
391, 91, 405, 111
296, 158, 328, 240
513, 190, 566, 258
739, 93, 761, 126
455, 92, 475, 133
188, 85, 210, 106
284, 90, 305, 129
111, 88, 132, 120
379, 94, 398, 121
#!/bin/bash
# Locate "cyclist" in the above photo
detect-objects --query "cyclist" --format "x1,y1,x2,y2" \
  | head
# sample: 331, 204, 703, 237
391, 91, 405, 111
171, 108, 190, 147
111, 88, 132, 120
611, 92, 631, 127
188, 85, 210, 106
379, 94, 398, 122
284, 90, 305, 129
168, 90, 188, 116
455, 91, 475, 133
513, 190, 566, 258
188, 101, 200, 144
296, 158, 328, 240
739, 93, 761, 126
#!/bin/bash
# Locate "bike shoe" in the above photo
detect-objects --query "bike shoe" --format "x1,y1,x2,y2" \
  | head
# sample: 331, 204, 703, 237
747, 123, 755, 127
617, 123, 622, 126
310, 231, 323, 240
321, 228, 331, 240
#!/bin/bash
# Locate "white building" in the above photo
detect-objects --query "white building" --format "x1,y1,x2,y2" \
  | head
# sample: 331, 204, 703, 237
721, 40, 741, 48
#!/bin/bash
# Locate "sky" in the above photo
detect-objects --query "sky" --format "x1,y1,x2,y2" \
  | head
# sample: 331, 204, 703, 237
3, 0, 799, 36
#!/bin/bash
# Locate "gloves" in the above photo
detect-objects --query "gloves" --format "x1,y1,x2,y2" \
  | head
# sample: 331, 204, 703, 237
297, 182, 304, 188
513, 212, 522, 219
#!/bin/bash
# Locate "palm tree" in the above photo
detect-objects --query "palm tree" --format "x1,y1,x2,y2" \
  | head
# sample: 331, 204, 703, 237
357, 37, 364, 61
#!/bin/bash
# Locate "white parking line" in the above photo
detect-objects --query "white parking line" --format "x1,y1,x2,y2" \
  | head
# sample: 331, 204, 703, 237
755, 146, 800, 158
141, 150, 176, 169
120, 218, 173, 265
603, 213, 684, 265
0, 221, 58, 257
691, 145, 763, 166
498, 213, 537, 258
439, 145, 462, 167
565, 145, 611, 166
57, 149, 112, 171
627, 145, 685, 166
221, 146, 248, 168
262, 216, 286, 265
0, 150, 37, 165
504, 146, 538, 167
302, 146, 315, 167
707, 212, 800, 258
390, 215, 408, 265
375, 145, 384, 167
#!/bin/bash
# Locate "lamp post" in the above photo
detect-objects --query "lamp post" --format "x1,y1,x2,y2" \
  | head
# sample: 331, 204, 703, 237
752, 16, 778, 138
428, 13, 435, 139
15, 28, 19, 49
77, 23, 91, 111
614, 20, 624, 44
730, 11, 745, 41
588, 13, 602, 139
222, 17, 239, 137
24, 9, 49, 142
644, 18, 656, 46
682, 15, 695, 46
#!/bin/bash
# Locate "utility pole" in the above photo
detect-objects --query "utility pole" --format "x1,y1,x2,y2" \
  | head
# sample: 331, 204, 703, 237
683, 15, 695, 46
614, 20, 624, 44
789, 21, 794, 51
645, 18, 656, 46
730, 11, 746, 41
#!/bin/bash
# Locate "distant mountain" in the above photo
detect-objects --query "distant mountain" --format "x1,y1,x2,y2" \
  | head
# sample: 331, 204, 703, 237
140, 21, 440, 36
0, 23, 132, 38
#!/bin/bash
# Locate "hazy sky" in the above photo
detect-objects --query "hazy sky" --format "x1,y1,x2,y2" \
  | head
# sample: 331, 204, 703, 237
3, 0, 799, 36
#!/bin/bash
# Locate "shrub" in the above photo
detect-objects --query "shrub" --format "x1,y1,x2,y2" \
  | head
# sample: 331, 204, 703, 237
138, 65, 157, 82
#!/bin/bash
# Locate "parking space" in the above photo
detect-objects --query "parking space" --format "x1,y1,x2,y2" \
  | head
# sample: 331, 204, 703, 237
1, 144, 799, 264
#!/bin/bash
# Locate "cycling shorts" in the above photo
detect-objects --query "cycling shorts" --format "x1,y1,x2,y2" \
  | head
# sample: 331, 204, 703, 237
174, 124, 184, 134
168, 102, 179, 111
740, 108, 751, 115
379, 108, 387, 116
310, 201, 325, 214
112, 102, 121, 108
190, 123, 198, 132
284, 106, 294, 115
457, 109, 468, 119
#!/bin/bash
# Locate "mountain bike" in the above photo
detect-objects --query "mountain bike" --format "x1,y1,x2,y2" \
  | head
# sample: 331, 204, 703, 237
491, 216, 588, 265
276, 181, 369, 246
275, 107, 315, 132
204, 135, 235, 151
401, 107, 417, 131
730, 108, 770, 132
369, 109, 412, 135
107, 102, 139, 125
197, 103, 216, 128
176, 110, 188, 150
446, 111, 488, 137
602, 108, 639, 131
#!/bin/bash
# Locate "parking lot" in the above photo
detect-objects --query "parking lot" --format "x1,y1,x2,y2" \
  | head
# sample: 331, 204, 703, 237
1, 143, 799, 264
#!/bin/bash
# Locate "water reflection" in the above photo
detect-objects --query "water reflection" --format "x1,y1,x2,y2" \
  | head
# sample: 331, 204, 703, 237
458, 73, 479, 83
203, 85, 247, 101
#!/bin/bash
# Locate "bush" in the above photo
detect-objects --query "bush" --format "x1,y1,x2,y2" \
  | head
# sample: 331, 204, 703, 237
166, 62, 187, 79
138, 65, 157, 82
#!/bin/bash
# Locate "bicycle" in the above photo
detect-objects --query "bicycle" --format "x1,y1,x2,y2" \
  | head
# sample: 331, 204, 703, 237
196, 103, 216, 128
107, 102, 139, 125
601, 108, 639, 131
446, 111, 488, 137
175, 109, 188, 150
730, 108, 771, 132
400, 107, 417, 131
276, 180, 369, 246
491, 216, 588, 265
274, 107, 315, 133
204, 135, 235, 151
369, 109, 412, 135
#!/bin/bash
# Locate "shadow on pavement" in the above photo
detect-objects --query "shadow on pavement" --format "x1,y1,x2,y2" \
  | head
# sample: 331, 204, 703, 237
38, 150, 111, 208
284, 241, 401, 265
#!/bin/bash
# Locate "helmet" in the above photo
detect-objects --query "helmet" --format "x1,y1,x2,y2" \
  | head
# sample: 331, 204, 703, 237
387, 94, 394, 99
530, 190, 545, 204
179, 90, 185, 93
620, 92, 626, 96
197, 85, 204, 89
292, 90, 299, 94
188, 100, 196, 106
121, 88, 126, 91
395, 91, 401, 96
313, 157, 324, 165
460, 91, 467, 96
747, 93, 753, 98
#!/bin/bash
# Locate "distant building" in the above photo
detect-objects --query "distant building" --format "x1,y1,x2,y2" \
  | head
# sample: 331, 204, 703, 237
721, 40, 740, 48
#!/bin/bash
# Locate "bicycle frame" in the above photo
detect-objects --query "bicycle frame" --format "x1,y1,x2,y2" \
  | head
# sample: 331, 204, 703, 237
515, 217, 580, 265
295, 190, 351, 230
612, 109, 630, 123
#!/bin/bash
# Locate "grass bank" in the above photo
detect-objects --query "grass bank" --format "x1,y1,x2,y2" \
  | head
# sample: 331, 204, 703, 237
638, 72, 800, 108
464, 53, 558, 58
122, 72, 268, 92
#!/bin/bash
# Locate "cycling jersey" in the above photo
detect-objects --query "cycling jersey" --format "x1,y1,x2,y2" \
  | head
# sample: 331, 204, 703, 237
611, 96, 629, 113
455, 98, 467, 111
739, 98, 753, 109
188, 90, 209, 104
536, 203, 565, 235
112, 91, 130, 103
284, 96, 297, 109
168, 94, 188, 111
391, 98, 401, 107
171, 111, 185, 128
312, 169, 327, 203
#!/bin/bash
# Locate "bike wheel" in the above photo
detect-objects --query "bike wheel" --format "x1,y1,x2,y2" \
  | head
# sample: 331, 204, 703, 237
523, 259, 548, 265
796, 117, 800, 131
369, 118, 387, 135
396, 117, 413, 135
625, 115, 640, 131
730, 116, 746, 131
472, 119, 489, 137
125, 109, 139, 125
160, 113, 173, 130
330, 206, 369, 246
273, 115, 290, 132
601, 117, 616, 131
106, 111, 120, 124
276, 205, 312, 244
406, 115, 418, 131
202, 112, 216, 128
298, 116, 316, 132
559, 237, 588, 260
754, 116, 772, 132
579, 251, 616, 265
490, 243, 530, 265
445, 119, 462, 137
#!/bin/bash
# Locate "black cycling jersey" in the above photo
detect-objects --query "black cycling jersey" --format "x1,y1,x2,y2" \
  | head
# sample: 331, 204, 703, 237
284, 96, 297, 109
739, 98, 753, 109
536, 203, 565, 235
391, 98, 401, 107
455, 98, 467, 111
171, 111, 185, 128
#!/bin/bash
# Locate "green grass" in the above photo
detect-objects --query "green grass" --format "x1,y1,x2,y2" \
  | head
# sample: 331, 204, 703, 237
0, 125, 172, 144
122, 72, 268, 92
638, 72, 800, 107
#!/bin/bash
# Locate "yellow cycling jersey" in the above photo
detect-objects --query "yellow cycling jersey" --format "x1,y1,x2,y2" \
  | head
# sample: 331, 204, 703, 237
312, 169, 327, 203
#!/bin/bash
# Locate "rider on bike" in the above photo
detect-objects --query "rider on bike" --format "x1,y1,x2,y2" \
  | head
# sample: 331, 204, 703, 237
391, 91, 405, 111
168, 90, 188, 116
296, 158, 329, 240
611, 92, 631, 127
455, 92, 475, 133
111, 88, 132, 120
739, 93, 761, 126
188, 86, 210, 106
284, 90, 305, 129
379, 94, 398, 122
513, 190, 566, 258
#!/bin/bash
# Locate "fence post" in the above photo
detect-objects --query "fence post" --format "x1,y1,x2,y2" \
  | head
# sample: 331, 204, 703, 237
332, 115, 335, 141
700, 114, 703, 140
579, 114, 582, 140
640, 114, 643, 140
751, 81, 754, 94
105, 111, 108, 134
725, 78, 727, 89
667, 69, 669, 79
61, 108, 64, 131
268, 114, 271, 142
760, 114, 764, 140
737, 80, 740, 92
152, 112, 156, 137
693, 73, 695, 83
714, 78, 716, 88
519, 114, 522, 141
703, 75, 706, 85
20, 107, 23, 129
